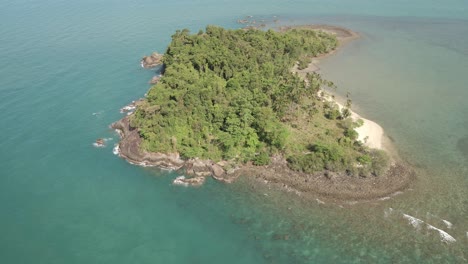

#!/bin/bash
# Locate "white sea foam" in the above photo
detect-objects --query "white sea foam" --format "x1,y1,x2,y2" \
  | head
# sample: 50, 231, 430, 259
426, 212, 454, 229
403, 214, 424, 229
92, 142, 105, 148
112, 145, 120, 155
114, 129, 123, 138
128, 160, 159, 168
384, 207, 394, 218
173, 176, 188, 186
134, 161, 152, 167
427, 224, 456, 243
442, 220, 453, 229
120, 105, 136, 113
391, 191, 403, 196
401, 213, 457, 244
124, 158, 177, 169
159, 166, 175, 171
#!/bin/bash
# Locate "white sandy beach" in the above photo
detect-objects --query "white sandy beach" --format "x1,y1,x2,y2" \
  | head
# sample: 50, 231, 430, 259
313, 87, 384, 150
289, 25, 384, 151
336, 99, 384, 150
293, 59, 385, 150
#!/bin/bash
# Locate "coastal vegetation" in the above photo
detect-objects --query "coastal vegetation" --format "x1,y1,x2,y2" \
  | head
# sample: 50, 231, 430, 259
130, 26, 389, 177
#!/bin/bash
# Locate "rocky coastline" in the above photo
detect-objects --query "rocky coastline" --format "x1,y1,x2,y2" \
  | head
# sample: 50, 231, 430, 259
111, 24, 414, 200
111, 117, 240, 185
112, 114, 413, 199
140, 52, 163, 68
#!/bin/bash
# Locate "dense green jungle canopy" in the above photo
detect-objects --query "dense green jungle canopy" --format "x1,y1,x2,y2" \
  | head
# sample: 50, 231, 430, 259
131, 26, 388, 176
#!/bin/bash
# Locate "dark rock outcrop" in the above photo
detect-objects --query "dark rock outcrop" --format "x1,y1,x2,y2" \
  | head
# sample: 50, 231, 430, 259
112, 113, 412, 198
211, 164, 225, 178
112, 116, 231, 183
173, 176, 205, 187
111, 117, 185, 169
141, 52, 163, 68
149, 75, 161, 84
95, 138, 105, 147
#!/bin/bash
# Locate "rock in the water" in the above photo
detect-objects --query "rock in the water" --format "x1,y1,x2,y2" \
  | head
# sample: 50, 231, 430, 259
141, 52, 163, 68
120, 104, 136, 113
149, 75, 161, 84
211, 164, 225, 177
212, 170, 239, 183
173, 176, 205, 187
110, 117, 185, 170
119, 99, 145, 114
187, 158, 212, 177
94, 138, 105, 147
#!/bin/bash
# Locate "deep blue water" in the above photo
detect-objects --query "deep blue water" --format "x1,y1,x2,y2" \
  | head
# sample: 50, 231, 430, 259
1, 0, 467, 263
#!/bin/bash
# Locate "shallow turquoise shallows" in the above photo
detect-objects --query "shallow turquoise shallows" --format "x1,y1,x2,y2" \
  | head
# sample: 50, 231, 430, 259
1, 0, 467, 263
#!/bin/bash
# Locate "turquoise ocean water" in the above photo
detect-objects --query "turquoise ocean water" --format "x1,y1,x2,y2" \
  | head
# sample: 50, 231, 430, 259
1, 0, 467, 263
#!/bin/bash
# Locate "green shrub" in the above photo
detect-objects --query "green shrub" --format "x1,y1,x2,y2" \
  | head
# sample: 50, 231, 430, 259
344, 128, 359, 140
287, 153, 325, 173
325, 108, 341, 120
338, 136, 353, 147
287, 142, 348, 173
357, 154, 372, 165
341, 108, 351, 119
297, 57, 310, 70
253, 152, 270, 166
371, 150, 390, 176
354, 119, 364, 128
311, 142, 343, 162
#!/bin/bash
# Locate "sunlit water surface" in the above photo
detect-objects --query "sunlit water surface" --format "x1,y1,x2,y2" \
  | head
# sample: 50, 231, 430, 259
0, 0, 467, 263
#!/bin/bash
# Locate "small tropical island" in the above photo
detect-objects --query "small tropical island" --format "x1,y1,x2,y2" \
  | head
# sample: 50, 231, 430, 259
112, 25, 412, 200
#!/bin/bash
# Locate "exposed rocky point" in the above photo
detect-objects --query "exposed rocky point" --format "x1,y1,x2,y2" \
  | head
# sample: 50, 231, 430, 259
111, 116, 234, 182
112, 104, 412, 198
173, 176, 206, 187
95, 138, 105, 147
111, 117, 185, 170
141, 52, 163, 68
149, 75, 161, 84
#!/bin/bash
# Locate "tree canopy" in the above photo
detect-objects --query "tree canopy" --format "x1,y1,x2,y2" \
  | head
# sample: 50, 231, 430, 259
130, 26, 388, 176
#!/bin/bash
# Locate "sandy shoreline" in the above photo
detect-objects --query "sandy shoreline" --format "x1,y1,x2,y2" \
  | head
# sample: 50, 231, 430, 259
319, 92, 385, 150
111, 24, 413, 201
287, 25, 384, 151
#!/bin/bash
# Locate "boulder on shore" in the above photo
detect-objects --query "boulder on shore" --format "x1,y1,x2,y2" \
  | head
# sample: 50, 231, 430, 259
211, 164, 225, 178
141, 52, 163, 68
185, 158, 212, 177
149, 75, 161, 84
173, 176, 205, 187
95, 138, 105, 147
110, 117, 185, 170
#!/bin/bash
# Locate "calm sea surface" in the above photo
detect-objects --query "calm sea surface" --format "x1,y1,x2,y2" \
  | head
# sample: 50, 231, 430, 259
1, 0, 467, 263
